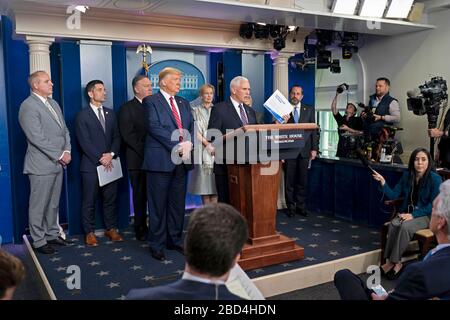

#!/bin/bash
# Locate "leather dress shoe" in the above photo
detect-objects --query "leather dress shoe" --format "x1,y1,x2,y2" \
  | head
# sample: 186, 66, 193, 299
48, 236, 73, 246
104, 229, 124, 242
167, 245, 184, 255
286, 208, 296, 218
34, 244, 57, 255
150, 249, 166, 261
85, 232, 98, 247
386, 265, 404, 280
296, 207, 308, 217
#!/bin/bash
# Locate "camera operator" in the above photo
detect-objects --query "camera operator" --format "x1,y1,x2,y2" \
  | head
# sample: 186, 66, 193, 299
428, 109, 450, 168
331, 84, 363, 158
362, 77, 401, 138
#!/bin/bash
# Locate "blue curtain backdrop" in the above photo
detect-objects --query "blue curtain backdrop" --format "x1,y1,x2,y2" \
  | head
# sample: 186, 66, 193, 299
1, 16, 31, 243
0, 16, 14, 244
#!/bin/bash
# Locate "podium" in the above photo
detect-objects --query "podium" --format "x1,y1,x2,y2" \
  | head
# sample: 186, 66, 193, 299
217, 123, 319, 270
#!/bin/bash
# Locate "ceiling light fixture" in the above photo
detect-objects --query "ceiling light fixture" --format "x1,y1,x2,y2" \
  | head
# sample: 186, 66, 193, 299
359, 0, 388, 18
331, 0, 359, 15
385, 0, 414, 18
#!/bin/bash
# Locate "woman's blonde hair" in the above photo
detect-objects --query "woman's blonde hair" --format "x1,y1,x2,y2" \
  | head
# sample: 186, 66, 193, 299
199, 83, 215, 96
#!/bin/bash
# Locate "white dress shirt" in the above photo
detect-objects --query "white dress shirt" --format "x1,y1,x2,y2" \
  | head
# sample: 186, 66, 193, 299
230, 96, 248, 123
182, 271, 226, 285
292, 102, 302, 120
160, 89, 181, 116
89, 103, 114, 157
90, 103, 105, 121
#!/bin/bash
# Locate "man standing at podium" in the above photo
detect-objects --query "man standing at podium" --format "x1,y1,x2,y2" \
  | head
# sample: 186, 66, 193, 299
283, 85, 319, 217
207, 76, 258, 203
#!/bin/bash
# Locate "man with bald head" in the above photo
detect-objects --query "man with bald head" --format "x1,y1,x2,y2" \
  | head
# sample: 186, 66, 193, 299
19, 70, 72, 254
142, 67, 194, 261
207, 76, 258, 203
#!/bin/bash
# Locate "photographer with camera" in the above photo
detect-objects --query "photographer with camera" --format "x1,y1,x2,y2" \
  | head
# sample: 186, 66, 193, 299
331, 83, 363, 158
407, 76, 448, 167
362, 77, 401, 139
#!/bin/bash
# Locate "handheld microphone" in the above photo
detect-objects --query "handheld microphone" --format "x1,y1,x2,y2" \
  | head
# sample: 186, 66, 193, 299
356, 148, 377, 174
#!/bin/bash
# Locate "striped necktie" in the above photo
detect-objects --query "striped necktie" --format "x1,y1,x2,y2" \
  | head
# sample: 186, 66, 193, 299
169, 97, 183, 141
44, 100, 62, 128
238, 104, 249, 126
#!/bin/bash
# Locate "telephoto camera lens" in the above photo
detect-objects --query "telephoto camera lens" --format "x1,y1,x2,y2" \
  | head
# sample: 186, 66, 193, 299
337, 83, 349, 93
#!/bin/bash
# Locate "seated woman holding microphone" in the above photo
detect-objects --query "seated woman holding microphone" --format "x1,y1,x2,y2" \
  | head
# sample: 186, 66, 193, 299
372, 147, 442, 279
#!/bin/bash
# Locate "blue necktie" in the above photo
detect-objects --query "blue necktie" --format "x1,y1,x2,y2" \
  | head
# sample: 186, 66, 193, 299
293, 107, 299, 123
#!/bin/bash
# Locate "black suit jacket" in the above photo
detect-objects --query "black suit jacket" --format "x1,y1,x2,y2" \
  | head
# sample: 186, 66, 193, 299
126, 279, 243, 300
287, 104, 319, 158
118, 97, 147, 170
75, 106, 121, 173
388, 246, 450, 300
207, 99, 258, 174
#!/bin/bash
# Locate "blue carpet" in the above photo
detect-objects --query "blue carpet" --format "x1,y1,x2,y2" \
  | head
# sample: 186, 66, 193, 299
34, 210, 380, 300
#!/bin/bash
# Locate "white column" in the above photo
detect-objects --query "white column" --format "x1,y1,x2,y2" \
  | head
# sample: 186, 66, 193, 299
272, 52, 294, 98
272, 52, 295, 209
26, 36, 55, 75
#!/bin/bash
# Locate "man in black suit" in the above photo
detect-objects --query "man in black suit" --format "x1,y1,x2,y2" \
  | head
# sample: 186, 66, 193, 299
127, 203, 248, 300
283, 85, 319, 217
142, 67, 194, 261
118, 75, 152, 241
334, 180, 450, 300
207, 76, 258, 204
75, 80, 123, 246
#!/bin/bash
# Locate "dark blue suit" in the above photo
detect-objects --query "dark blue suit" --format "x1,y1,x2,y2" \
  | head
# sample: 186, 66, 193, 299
207, 99, 257, 203
284, 104, 319, 213
388, 246, 450, 300
142, 91, 194, 252
126, 279, 243, 300
75, 106, 121, 234
334, 246, 450, 300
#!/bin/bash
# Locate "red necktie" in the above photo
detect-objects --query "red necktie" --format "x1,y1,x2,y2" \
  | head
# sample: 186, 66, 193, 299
169, 97, 183, 141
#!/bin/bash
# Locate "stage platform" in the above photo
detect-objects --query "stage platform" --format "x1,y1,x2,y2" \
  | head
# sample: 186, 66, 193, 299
25, 210, 382, 300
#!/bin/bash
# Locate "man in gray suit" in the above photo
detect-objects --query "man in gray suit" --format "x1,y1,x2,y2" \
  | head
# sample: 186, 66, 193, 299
19, 71, 72, 254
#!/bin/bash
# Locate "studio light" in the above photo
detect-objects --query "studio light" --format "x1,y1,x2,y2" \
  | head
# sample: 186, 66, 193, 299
359, 0, 388, 18
339, 32, 358, 59
269, 25, 283, 38
330, 59, 341, 73
239, 23, 254, 39
331, 0, 358, 15
316, 50, 331, 69
273, 37, 286, 51
254, 24, 269, 39
385, 0, 414, 18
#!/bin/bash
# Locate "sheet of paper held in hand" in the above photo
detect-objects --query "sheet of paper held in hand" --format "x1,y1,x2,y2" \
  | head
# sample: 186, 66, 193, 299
226, 264, 265, 300
263, 89, 292, 124
97, 157, 123, 187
